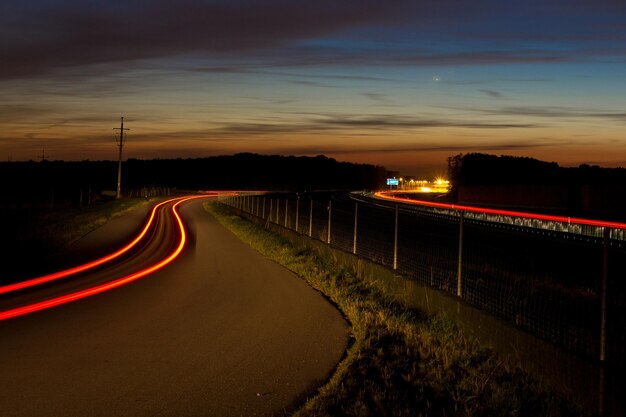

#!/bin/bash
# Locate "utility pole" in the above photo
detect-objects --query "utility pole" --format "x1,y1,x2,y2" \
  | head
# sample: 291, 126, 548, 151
113, 117, 129, 199
39, 149, 48, 162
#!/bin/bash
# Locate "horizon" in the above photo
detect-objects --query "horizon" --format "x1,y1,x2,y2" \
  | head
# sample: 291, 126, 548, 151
2, 1, 626, 177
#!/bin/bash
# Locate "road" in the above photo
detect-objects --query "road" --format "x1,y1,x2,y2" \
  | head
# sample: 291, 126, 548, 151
0, 195, 348, 416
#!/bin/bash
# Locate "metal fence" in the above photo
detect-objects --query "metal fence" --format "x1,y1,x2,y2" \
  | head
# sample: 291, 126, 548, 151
220, 192, 626, 368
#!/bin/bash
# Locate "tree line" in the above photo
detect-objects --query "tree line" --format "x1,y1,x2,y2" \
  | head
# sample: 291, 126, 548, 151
0, 153, 388, 208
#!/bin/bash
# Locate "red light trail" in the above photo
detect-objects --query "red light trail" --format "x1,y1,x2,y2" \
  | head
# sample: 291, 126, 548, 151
0, 198, 174, 295
0, 194, 210, 321
374, 191, 626, 230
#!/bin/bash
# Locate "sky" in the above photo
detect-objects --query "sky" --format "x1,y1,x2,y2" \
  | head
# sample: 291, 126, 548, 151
1, 0, 626, 176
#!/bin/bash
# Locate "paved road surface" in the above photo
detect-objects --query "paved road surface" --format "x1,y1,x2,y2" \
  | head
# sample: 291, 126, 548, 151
0, 197, 348, 416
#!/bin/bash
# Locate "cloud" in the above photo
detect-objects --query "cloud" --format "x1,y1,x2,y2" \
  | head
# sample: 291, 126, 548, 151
288, 80, 332, 88
192, 67, 402, 82
361, 93, 391, 103
0, 0, 414, 80
458, 106, 626, 121
496, 78, 553, 83
0, 105, 49, 123
3, 0, 626, 82
206, 114, 541, 136
434, 104, 626, 127
190, 48, 575, 73
291, 140, 563, 155
479, 89, 504, 99
317, 115, 538, 130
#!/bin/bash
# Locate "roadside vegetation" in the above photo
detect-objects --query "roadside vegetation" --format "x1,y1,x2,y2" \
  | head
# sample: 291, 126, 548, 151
26, 198, 149, 246
37, 198, 148, 245
1, 198, 149, 280
205, 201, 587, 417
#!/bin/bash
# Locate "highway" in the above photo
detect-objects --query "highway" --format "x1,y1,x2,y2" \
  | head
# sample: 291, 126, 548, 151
0, 194, 348, 416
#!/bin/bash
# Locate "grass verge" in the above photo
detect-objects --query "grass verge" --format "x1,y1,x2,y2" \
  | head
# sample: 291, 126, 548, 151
1, 198, 150, 279
205, 201, 587, 417
22, 198, 150, 247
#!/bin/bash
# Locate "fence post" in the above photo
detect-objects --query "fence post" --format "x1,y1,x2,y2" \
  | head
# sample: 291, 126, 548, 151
327, 200, 332, 245
285, 199, 288, 227
262, 197, 266, 219
600, 227, 610, 362
393, 204, 399, 270
295, 197, 300, 233
309, 199, 313, 237
269, 199, 273, 223
353, 202, 358, 254
256, 196, 259, 217
457, 211, 464, 298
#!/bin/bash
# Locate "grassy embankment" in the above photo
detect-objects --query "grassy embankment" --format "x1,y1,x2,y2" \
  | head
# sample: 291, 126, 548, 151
26, 198, 149, 246
205, 201, 586, 417
1, 198, 150, 279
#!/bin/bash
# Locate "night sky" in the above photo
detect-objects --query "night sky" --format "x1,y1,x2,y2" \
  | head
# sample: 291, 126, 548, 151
2, 0, 625, 176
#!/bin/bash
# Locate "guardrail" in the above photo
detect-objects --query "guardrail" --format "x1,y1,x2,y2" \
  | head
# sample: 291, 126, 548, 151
373, 191, 626, 241
219, 192, 625, 368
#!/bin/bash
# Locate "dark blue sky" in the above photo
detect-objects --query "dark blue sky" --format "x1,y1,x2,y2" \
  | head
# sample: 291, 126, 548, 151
2, 0, 625, 175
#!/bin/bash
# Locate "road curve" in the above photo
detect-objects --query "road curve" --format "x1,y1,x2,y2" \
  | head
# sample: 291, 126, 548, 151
0, 196, 348, 416
0, 195, 203, 318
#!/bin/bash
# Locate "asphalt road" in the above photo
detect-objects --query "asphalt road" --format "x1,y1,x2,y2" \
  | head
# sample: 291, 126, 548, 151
0, 197, 348, 416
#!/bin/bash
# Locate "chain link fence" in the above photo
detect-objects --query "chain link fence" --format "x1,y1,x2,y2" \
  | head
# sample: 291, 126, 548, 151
220, 192, 626, 368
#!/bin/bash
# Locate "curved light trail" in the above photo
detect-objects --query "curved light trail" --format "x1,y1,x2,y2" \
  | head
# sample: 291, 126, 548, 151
374, 191, 626, 230
0, 194, 209, 321
0, 198, 176, 295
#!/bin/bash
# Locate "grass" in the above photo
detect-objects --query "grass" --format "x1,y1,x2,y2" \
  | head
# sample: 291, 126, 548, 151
27, 198, 149, 245
0, 198, 150, 280
205, 201, 587, 417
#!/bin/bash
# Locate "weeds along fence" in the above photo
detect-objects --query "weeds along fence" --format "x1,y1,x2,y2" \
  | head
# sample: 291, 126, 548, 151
220, 192, 626, 368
